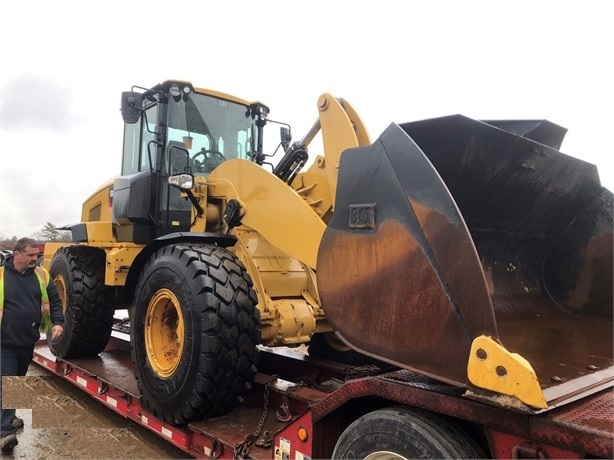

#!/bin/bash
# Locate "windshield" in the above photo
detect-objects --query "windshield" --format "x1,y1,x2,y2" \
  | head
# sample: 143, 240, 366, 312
166, 92, 256, 174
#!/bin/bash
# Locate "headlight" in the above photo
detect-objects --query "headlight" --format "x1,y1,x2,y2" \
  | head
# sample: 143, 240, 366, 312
168, 173, 194, 190
169, 84, 181, 98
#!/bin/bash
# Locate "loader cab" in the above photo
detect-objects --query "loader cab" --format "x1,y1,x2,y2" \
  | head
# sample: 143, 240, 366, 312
115, 81, 268, 243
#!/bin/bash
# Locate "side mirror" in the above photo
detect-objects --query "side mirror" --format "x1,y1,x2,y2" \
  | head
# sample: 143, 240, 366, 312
121, 91, 143, 124
280, 127, 292, 152
280, 127, 292, 144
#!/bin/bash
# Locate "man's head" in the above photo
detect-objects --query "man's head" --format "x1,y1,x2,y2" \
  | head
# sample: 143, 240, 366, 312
12, 237, 40, 273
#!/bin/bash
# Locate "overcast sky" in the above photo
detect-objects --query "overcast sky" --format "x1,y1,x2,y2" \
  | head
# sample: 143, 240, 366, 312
1, 0, 612, 239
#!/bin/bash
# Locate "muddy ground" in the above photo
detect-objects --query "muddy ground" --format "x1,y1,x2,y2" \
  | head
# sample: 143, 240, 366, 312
2, 365, 191, 460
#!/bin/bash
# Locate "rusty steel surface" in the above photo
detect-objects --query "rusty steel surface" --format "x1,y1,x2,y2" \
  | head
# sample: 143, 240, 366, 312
34, 334, 140, 397
311, 369, 529, 435
407, 115, 614, 392
530, 389, 614, 458
32, 332, 612, 458
188, 348, 341, 459
310, 369, 613, 458
317, 116, 613, 402
317, 124, 498, 387
188, 406, 284, 456
402, 116, 612, 316
498, 311, 613, 391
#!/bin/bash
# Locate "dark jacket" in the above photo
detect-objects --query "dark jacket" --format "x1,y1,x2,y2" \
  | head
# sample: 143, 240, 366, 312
1, 256, 64, 348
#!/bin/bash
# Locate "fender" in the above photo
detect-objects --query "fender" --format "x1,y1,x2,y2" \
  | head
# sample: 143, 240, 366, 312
122, 232, 236, 304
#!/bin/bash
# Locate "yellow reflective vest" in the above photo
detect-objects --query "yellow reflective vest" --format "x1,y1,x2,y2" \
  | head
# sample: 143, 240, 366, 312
0, 266, 52, 332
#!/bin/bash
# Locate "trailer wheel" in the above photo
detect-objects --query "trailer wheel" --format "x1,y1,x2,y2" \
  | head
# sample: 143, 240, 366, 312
332, 406, 486, 459
131, 244, 261, 425
48, 246, 115, 358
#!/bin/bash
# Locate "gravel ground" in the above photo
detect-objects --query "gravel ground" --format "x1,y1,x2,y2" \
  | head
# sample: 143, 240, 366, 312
2, 365, 191, 460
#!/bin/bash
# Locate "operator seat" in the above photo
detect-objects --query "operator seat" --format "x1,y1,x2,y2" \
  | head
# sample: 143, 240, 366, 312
167, 141, 196, 174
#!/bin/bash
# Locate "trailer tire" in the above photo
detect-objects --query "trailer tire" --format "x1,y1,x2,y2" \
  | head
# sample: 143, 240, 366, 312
131, 244, 260, 425
332, 406, 486, 459
48, 246, 115, 358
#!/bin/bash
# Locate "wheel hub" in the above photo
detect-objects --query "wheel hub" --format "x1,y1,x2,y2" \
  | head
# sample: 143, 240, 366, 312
145, 289, 185, 378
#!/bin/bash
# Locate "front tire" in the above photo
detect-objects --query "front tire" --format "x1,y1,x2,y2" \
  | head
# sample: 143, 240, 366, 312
131, 244, 260, 425
332, 406, 486, 459
48, 246, 115, 358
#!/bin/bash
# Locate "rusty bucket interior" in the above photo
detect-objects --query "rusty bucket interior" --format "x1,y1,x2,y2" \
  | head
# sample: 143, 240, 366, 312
317, 115, 613, 409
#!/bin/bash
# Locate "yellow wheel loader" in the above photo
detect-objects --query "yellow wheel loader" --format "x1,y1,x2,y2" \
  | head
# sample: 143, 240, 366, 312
43, 80, 612, 425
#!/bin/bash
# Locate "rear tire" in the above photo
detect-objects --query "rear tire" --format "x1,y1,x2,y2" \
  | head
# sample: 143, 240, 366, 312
332, 406, 486, 459
131, 244, 261, 425
48, 246, 115, 358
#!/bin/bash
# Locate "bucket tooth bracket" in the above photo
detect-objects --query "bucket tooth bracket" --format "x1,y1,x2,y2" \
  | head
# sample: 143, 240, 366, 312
468, 335, 547, 409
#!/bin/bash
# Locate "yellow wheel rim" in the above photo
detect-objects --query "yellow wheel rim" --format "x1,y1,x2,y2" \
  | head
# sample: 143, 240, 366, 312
53, 274, 68, 316
144, 289, 185, 378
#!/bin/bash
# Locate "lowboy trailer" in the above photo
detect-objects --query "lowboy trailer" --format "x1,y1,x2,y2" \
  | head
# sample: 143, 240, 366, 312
32, 329, 613, 459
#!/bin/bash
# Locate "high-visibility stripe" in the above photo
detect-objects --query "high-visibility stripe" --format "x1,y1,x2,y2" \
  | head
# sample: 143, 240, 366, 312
35, 267, 52, 332
0, 266, 51, 330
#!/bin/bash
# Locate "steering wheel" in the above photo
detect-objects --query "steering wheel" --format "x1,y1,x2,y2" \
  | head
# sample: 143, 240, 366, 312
192, 149, 227, 173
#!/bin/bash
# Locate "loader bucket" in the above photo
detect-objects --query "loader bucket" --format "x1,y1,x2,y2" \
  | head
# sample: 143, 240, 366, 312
316, 116, 613, 410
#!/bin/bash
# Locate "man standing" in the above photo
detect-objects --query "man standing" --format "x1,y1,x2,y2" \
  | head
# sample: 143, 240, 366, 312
0, 237, 64, 454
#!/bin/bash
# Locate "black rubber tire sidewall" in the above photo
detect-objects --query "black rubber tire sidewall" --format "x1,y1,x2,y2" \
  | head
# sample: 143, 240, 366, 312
48, 246, 114, 358
131, 244, 260, 425
332, 406, 486, 459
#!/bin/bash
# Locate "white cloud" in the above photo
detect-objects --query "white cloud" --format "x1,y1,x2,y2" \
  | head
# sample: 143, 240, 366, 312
2, 75, 82, 132
1, 0, 612, 238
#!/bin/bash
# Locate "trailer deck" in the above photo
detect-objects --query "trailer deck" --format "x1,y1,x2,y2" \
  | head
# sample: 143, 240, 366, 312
32, 333, 614, 459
